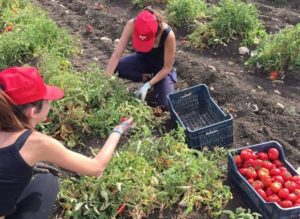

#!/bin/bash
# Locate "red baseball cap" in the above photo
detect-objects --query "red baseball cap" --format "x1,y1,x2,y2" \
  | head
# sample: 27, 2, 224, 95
0, 66, 64, 105
133, 9, 158, 53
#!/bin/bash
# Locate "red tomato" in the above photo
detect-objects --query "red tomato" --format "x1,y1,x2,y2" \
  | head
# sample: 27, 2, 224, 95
284, 181, 297, 193
266, 187, 274, 196
268, 148, 280, 160
238, 168, 248, 176
271, 182, 282, 193
257, 152, 269, 160
257, 168, 270, 180
293, 203, 300, 207
234, 155, 242, 166
273, 175, 285, 184
5, 26, 13, 32
292, 176, 300, 185
248, 178, 255, 184
244, 148, 254, 153
246, 167, 257, 179
240, 149, 252, 161
116, 204, 126, 215
256, 188, 267, 200
262, 177, 273, 188
243, 159, 255, 168
278, 167, 288, 172
273, 160, 283, 167
293, 190, 300, 201
279, 200, 293, 208
278, 188, 290, 199
262, 160, 275, 170
281, 171, 292, 181
266, 194, 281, 203
270, 168, 281, 176
253, 159, 264, 170
252, 180, 264, 190
287, 193, 297, 203
294, 199, 300, 204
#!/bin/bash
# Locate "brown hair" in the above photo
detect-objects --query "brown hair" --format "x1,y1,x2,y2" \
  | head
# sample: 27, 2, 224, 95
0, 89, 43, 131
144, 7, 164, 36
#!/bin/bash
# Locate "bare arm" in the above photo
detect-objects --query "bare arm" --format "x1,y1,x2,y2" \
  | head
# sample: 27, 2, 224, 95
149, 30, 176, 86
41, 132, 122, 176
105, 19, 134, 76
20, 118, 134, 177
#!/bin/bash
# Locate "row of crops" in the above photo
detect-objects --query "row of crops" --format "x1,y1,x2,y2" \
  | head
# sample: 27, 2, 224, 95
134, 0, 300, 77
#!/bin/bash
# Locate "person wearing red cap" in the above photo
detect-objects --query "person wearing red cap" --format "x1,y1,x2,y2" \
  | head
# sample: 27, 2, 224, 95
0, 66, 134, 219
105, 7, 176, 110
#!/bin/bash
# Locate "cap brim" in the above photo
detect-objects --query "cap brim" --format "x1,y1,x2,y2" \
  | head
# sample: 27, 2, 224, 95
44, 85, 64, 101
133, 34, 155, 53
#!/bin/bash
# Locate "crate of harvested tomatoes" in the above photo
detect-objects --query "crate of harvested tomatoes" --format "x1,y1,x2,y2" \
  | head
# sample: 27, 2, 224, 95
228, 141, 300, 219
167, 84, 233, 149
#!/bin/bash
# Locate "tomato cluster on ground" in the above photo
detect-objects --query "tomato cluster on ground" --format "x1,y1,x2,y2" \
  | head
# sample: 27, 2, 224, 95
234, 147, 300, 208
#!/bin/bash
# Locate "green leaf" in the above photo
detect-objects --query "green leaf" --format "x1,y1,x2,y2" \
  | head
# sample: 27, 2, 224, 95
74, 202, 84, 211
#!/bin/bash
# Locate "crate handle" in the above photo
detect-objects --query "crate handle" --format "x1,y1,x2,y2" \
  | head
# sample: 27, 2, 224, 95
180, 92, 192, 99
206, 130, 218, 135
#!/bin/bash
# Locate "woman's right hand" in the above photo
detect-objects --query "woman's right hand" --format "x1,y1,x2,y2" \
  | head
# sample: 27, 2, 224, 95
113, 117, 134, 135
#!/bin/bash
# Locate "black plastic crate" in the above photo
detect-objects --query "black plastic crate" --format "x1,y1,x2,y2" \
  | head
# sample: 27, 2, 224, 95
228, 141, 300, 219
167, 84, 233, 149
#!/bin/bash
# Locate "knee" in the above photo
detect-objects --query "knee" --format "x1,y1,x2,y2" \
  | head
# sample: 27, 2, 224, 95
47, 173, 59, 194
116, 58, 128, 75
37, 173, 59, 196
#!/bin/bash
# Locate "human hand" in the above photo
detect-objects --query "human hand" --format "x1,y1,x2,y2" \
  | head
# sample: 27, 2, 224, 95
112, 117, 134, 135
134, 82, 151, 101
33, 162, 61, 177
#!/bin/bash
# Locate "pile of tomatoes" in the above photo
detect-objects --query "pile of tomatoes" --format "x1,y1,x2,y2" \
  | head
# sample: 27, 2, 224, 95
234, 147, 300, 208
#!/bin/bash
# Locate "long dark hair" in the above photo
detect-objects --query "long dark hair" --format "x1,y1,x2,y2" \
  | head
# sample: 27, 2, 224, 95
0, 89, 43, 131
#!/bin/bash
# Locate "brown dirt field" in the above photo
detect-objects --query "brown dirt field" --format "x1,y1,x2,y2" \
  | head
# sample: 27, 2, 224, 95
33, 0, 300, 218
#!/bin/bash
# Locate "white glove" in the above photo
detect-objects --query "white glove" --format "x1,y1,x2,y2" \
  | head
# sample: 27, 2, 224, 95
112, 117, 134, 135
134, 82, 151, 101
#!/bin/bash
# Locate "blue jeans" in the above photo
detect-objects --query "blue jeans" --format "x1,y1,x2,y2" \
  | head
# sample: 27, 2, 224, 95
116, 53, 177, 110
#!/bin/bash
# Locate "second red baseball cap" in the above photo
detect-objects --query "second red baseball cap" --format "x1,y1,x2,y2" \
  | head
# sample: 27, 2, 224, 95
133, 9, 158, 53
0, 66, 64, 105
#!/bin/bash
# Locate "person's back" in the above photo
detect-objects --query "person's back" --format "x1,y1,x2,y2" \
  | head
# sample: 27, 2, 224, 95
0, 130, 33, 216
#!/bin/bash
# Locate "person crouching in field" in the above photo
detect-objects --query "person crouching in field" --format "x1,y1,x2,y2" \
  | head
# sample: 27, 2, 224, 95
0, 66, 134, 219
105, 7, 177, 110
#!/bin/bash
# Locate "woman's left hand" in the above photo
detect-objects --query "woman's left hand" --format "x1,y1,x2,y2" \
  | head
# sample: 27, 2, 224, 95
134, 82, 151, 101
33, 162, 61, 176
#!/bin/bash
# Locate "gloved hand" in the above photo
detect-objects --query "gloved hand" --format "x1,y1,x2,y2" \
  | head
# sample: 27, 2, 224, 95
112, 117, 134, 135
134, 82, 151, 101
33, 162, 61, 177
